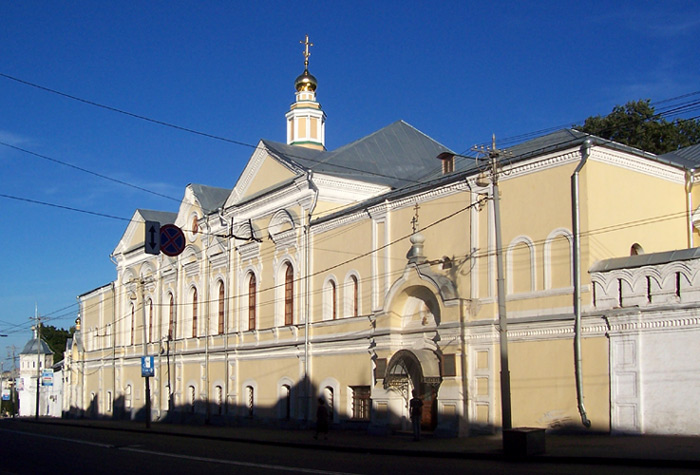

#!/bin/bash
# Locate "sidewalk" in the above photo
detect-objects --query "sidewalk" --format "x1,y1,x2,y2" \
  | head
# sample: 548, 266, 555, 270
18, 417, 700, 469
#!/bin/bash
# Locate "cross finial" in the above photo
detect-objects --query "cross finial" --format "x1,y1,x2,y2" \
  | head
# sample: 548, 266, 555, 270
300, 34, 313, 70
411, 203, 420, 233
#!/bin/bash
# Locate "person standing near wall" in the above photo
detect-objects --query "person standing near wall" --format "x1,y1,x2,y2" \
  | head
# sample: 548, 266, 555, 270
409, 389, 423, 441
314, 397, 329, 440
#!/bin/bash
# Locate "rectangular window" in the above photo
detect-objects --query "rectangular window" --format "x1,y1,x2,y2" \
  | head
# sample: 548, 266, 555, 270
442, 354, 457, 377
351, 386, 371, 420
374, 358, 387, 380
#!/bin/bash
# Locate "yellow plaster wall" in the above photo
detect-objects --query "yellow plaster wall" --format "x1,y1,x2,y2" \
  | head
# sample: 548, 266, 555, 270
508, 336, 609, 430
241, 156, 296, 201
238, 356, 300, 413
311, 219, 375, 321
585, 161, 687, 261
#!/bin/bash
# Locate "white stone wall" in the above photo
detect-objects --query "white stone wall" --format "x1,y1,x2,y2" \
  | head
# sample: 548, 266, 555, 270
592, 253, 700, 435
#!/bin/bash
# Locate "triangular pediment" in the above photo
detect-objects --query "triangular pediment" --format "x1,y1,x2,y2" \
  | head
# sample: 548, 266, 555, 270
112, 209, 177, 256
227, 141, 302, 206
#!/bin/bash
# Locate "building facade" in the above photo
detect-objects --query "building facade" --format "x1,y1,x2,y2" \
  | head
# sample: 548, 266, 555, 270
17, 330, 54, 417
70, 47, 700, 436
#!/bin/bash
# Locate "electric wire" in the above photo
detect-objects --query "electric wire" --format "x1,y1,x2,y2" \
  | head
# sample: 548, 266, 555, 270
2, 70, 700, 342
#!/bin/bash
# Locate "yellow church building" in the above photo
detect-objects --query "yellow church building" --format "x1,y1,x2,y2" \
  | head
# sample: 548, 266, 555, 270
69, 39, 700, 437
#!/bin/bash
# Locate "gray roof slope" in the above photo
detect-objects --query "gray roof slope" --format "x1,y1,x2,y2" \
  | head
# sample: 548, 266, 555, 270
262, 120, 451, 188
314, 128, 670, 225
501, 129, 700, 171
658, 144, 700, 169
20, 337, 53, 355
421, 129, 591, 180
138, 209, 177, 224
189, 184, 231, 214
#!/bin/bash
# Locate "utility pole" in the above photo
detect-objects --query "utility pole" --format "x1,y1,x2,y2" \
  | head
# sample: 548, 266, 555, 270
140, 279, 152, 429
7, 346, 18, 416
33, 306, 42, 420
474, 135, 512, 431
438, 135, 513, 432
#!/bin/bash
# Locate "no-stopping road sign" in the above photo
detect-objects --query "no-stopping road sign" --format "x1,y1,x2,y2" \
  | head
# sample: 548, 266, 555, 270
160, 224, 186, 257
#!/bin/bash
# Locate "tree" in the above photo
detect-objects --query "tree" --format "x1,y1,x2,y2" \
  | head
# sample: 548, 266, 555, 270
40, 324, 75, 365
576, 99, 700, 155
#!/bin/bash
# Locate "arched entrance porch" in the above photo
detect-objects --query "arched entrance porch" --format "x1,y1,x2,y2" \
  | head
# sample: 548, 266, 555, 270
384, 349, 441, 431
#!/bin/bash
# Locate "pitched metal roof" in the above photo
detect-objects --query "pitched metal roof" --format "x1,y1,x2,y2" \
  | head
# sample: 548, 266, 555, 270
262, 120, 452, 188
189, 184, 231, 214
658, 144, 700, 169
137, 209, 177, 225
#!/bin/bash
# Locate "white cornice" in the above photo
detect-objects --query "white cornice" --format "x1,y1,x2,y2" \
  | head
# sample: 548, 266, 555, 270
590, 148, 684, 184
466, 316, 606, 343
227, 142, 275, 207
313, 173, 390, 202
312, 181, 469, 235
487, 145, 684, 186
229, 179, 315, 221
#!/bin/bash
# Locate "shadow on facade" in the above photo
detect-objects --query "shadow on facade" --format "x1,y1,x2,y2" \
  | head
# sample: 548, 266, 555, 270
61, 379, 396, 433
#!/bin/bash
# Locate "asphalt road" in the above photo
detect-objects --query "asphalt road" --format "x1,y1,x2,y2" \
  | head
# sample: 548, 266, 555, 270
0, 420, 694, 475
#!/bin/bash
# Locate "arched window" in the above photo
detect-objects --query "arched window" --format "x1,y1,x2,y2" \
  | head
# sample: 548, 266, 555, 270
350, 275, 359, 317
331, 281, 337, 320
324, 386, 334, 420
246, 386, 255, 417
507, 237, 536, 294
168, 293, 175, 340
284, 264, 294, 325
189, 385, 196, 413
125, 384, 132, 410
282, 384, 291, 420
191, 288, 198, 338
324, 278, 338, 320
218, 282, 225, 335
130, 303, 135, 346
248, 273, 257, 331
215, 385, 223, 415
147, 298, 153, 342
544, 229, 573, 290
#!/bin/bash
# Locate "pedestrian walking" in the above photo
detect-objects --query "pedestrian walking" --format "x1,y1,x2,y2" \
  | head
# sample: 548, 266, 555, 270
409, 389, 423, 441
314, 396, 329, 440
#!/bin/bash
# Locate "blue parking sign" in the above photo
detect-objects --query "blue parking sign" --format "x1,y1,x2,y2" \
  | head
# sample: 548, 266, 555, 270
141, 356, 155, 377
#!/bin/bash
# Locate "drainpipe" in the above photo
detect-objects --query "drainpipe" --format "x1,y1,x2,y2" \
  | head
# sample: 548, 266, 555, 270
686, 169, 695, 249
304, 171, 318, 425
204, 216, 211, 425
571, 139, 592, 428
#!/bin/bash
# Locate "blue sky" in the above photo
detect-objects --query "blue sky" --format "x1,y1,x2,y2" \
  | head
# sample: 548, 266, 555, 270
0, 1, 698, 365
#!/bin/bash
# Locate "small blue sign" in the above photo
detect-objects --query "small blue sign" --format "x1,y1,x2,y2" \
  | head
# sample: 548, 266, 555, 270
141, 356, 155, 377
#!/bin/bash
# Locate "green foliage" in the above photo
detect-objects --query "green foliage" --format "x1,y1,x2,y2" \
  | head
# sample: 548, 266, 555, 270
576, 99, 700, 155
41, 324, 75, 365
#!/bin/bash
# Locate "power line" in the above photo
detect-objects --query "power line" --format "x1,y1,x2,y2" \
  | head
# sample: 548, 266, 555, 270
0, 72, 437, 187
0, 193, 131, 221
0, 140, 183, 205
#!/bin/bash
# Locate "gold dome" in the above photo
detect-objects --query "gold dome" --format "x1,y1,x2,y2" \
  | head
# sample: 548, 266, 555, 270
295, 69, 317, 92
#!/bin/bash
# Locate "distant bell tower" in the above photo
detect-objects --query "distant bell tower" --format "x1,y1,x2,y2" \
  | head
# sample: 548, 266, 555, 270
286, 35, 326, 150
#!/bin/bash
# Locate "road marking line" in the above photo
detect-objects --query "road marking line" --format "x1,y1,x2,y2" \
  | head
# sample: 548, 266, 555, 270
0, 428, 115, 448
122, 446, 362, 475
1, 428, 362, 475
